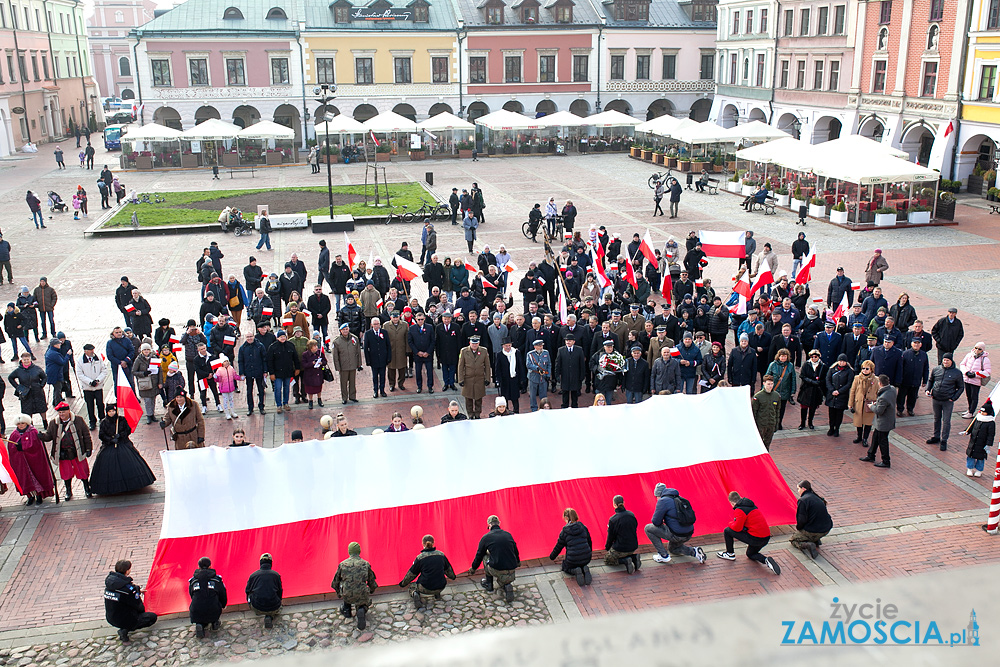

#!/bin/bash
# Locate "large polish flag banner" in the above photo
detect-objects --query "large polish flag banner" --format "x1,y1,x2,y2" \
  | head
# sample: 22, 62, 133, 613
698, 230, 747, 259
144, 388, 796, 613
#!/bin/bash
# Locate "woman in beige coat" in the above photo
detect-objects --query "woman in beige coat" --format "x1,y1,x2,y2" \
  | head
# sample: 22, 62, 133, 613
848, 359, 879, 447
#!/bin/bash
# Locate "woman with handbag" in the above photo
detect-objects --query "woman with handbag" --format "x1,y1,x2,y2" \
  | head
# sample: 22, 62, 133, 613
132, 343, 161, 424
301, 339, 329, 409
225, 275, 249, 328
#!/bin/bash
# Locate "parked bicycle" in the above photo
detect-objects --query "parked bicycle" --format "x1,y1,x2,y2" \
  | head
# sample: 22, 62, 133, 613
383, 204, 410, 225
648, 171, 673, 189
410, 197, 451, 221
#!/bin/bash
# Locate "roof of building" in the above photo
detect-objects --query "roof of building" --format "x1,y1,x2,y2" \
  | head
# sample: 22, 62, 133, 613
599, 0, 716, 28
136, 0, 299, 35
303, 0, 457, 30
452, 0, 601, 26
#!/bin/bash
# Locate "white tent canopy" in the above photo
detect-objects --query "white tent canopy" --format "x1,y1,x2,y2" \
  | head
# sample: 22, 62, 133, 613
735, 137, 813, 168
474, 109, 545, 131
585, 110, 642, 128
363, 111, 418, 133
635, 114, 689, 135
534, 110, 587, 128
123, 123, 183, 141
811, 134, 907, 160
720, 121, 790, 144
811, 152, 939, 185
417, 112, 475, 131
236, 120, 294, 140
316, 114, 366, 135
180, 118, 241, 140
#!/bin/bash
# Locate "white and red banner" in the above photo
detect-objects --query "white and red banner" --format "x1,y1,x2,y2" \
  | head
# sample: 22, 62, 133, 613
638, 230, 657, 265
0, 438, 20, 492
262, 307, 273, 318
144, 389, 796, 614
796, 248, 817, 284
832, 292, 850, 322
623, 259, 638, 290
210, 357, 224, 370
172, 343, 184, 355
169, 334, 180, 345
223, 335, 236, 346
115, 371, 143, 431
344, 232, 357, 271
393, 254, 422, 282
751, 269, 774, 294
698, 230, 746, 259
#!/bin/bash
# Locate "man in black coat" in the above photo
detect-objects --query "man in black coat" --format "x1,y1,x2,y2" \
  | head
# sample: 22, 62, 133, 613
245, 553, 282, 628
422, 255, 446, 292
840, 321, 867, 369
317, 240, 330, 288
265, 330, 301, 412
494, 338, 527, 413
237, 331, 267, 415
435, 311, 462, 391
897, 337, 929, 416
329, 255, 352, 312
115, 276, 136, 328
193, 343, 221, 411
622, 345, 650, 403
188, 556, 227, 638
104, 559, 157, 642
306, 284, 333, 344
789, 481, 833, 559
930, 308, 964, 365
748, 322, 772, 384
407, 312, 436, 393
363, 317, 391, 398
728, 333, 758, 389
468, 515, 520, 603
826, 267, 853, 309
449, 188, 460, 226
278, 263, 304, 308
605, 494, 640, 573
768, 323, 802, 367
554, 333, 586, 408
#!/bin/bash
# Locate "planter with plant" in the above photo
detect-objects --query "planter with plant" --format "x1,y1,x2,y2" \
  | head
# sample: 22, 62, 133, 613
808, 196, 827, 218
936, 191, 956, 220
790, 185, 806, 212
457, 140, 474, 158
968, 164, 985, 195
677, 157, 691, 172
775, 186, 790, 207
375, 144, 392, 161
984, 170, 998, 198
830, 200, 848, 224
874, 206, 897, 227
741, 179, 756, 196
630, 144, 642, 158
907, 205, 932, 225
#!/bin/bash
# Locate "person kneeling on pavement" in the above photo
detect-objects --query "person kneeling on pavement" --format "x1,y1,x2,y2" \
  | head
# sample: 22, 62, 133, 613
468, 515, 520, 603
789, 480, 833, 559
332, 541, 378, 630
605, 494, 640, 573
245, 553, 283, 629
398, 535, 457, 610
104, 559, 157, 642
549, 507, 594, 586
716, 491, 781, 575
189, 556, 227, 639
644, 483, 706, 565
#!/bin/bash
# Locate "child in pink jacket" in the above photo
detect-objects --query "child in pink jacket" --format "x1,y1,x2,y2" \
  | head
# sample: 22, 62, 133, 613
213, 358, 242, 420
72, 194, 81, 220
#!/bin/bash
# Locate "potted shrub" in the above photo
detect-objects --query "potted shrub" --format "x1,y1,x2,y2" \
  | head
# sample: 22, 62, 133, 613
936, 191, 956, 220
594, 140, 607, 152
518, 143, 531, 154
321, 144, 340, 164
652, 148, 664, 165
630, 143, 642, 158
830, 200, 848, 224
775, 186, 790, 207
968, 164, 985, 195
677, 157, 691, 172
727, 173, 741, 193
457, 140, 474, 159
666, 151, 678, 169
375, 144, 392, 162
989, 187, 1000, 202
809, 196, 828, 218
907, 205, 932, 225
874, 206, 897, 227
409, 147, 426, 161
180, 151, 199, 168
641, 146, 654, 161
741, 179, 756, 196
790, 185, 806, 212
726, 154, 737, 172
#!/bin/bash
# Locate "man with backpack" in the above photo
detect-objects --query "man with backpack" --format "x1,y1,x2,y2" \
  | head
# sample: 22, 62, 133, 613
643, 482, 706, 565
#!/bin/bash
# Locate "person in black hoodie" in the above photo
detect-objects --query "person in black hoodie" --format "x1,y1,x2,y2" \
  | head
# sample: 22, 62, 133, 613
549, 508, 593, 586
468, 515, 520, 603
604, 494, 640, 573
398, 535, 457, 610
789, 480, 833, 559
245, 553, 282, 628
188, 556, 228, 638
104, 559, 157, 642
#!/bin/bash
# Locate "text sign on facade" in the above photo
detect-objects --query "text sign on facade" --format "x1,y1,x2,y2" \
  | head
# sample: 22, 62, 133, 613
351, 7, 412, 20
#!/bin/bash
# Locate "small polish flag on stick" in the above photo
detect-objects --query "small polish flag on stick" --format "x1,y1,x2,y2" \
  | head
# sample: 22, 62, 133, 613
639, 230, 658, 265
481, 276, 497, 290
124, 303, 136, 313
695, 279, 704, 288
851, 282, 862, 291
300, 309, 312, 319
669, 347, 681, 357
169, 334, 180, 344
503, 261, 518, 273
376, 298, 384, 310
172, 343, 184, 354
537, 276, 546, 287
223, 335, 236, 346
148, 357, 161, 369
210, 357, 224, 370
751, 269, 774, 294
116, 371, 143, 431
324, 336, 332, 347
832, 292, 850, 322
199, 377, 211, 391
796, 249, 817, 284
262, 307, 273, 317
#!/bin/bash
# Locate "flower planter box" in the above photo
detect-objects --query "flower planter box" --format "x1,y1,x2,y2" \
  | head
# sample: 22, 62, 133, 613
713, 163, 725, 173
630, 147, 641, 158
936, 199, 956, 220
808, 203, 827, 219
692, 161, 709, 172
594, 144, 606, 152
775, 194, 790, 207
458, 149, 474, 159
907, 210, 931, 225
726, 161, 737, 172
874, 212, 897, 227
641, 150, 653, 161
667, 157, 678, 169
135, 155, 153, 170
265, 151, 283, 166
830, 209, 849, 224
409, 150, 426, 161
790, 198, 806, 212
181, 153, 199, 168
651, 153, 663, 165
375, 152, 390, 162
726, 181, 741, 193
741, 184, 755, 196
323, 155, 340, 164
222, 153, 240, 167
677, 161, 692, 172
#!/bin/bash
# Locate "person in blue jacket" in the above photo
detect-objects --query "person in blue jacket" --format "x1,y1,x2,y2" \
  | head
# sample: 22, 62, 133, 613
44, 338, 69, 407
643, 482, 706, 565
676, 331, 702, 394
105, 326, 136, 385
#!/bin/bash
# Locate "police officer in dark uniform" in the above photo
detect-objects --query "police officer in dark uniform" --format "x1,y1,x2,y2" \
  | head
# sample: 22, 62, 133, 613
468, 515, 520, 603
104, 559, 157, 642
398, 534, 457, 610
188, 556, 228, 638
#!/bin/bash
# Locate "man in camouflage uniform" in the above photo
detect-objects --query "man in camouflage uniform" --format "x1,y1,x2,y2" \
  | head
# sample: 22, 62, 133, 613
468, 515, 520, 603
752, 374, 780, 450
331, 542, 378, 630
397, 535, 457, 610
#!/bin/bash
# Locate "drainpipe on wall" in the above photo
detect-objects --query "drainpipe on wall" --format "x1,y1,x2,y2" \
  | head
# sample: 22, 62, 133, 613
456, 25, 465, 117
72, 2, 90, 130
41, 0, 58, 135
296, 23, 309, 150
950, 0, 976, 180
8, 1, 30, 142
133, 34, 143, 124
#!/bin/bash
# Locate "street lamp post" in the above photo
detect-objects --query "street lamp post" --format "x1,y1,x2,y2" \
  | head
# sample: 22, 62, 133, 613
314, 84, 337, 218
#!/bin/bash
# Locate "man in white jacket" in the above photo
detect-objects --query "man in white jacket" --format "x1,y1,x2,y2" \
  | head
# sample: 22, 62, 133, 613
76, 343, 108, 429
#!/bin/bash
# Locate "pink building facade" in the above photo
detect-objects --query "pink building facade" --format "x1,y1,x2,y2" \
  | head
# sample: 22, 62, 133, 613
87, 0, 157, 101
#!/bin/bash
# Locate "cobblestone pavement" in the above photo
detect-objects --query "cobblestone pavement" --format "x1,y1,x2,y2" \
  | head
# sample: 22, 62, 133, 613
0, 150, 997, 662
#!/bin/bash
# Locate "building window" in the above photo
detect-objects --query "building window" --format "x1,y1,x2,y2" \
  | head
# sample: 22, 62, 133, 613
743, 57, 749, 81
355, 57, 373, 84
818, 6, 828, 34
487, 6, 503, 24
834, 5, 846, 33
829, 60, 840, 90
759, 8, 767, 33
266, 7, 288, 19
522, 6, 538, 22
539, 54, 555, 82
117, 56, 130, 76
779, 60, 789, 87
756, 54, 765, 86
226, 57, 246, 85
394, 57, 412, 84
813, 61, 824, 89
470, 56, 486, 83
223, 6, 244, 19
151, 59, 171, 86
796, 60, 805, 88
783, 9, 793, 36
7, 54, 16, 82
53, 57, 59, 78
316, 57, 335, 84
611, 54, 624, 80
334, 6, 350, 22
729, 53, 737, 84
800, 8, 810, 35
432, 56, 448, 83
990, 0, 1000, 29
614, 0, 649, 21
929, 0, 943, 21
979, 65, 997, 99
692, 2, 716, 21
504, 55, 521, 82
745, 10, 753, 34
636, 54, 650, 80
188, 58, 208, 85
927, 25, 939, 50
41, 54, 48, 79
699, 53, 713, 80
573, 54, 588, 82
556, 5, 572, 22
271, 57, 289, 85
873, 59, 887, 93
662, 54, 676, 80
921, 61, 937, 96
115, 10, 124, 22
879, 1, 891, 24
31, 54, 39, 81
877, 27, 888, 50
732, 10, 739, 34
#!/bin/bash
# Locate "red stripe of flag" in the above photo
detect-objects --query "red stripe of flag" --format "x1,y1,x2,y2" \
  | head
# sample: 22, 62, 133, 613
116, 371, 143, 432
124, 304, 136, 313
223, 335, 236, 345
199, 377, 210, 391
210, 357, 224, 370
262, 307, 273, 317
169, 335, 180, 344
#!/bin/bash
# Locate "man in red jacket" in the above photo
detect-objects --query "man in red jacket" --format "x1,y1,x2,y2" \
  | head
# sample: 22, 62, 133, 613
716, 491, 780, 575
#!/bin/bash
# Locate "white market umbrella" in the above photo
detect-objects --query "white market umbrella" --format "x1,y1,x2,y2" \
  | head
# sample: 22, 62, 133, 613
122, 123, 182, 141
180, 118, 241, 140
585, 110, 641, 128
475, 109, 546, 131
237, 120, 295, 139
364, 111, 418, 133
534, 110, 587, 128
417, 112, 475, 131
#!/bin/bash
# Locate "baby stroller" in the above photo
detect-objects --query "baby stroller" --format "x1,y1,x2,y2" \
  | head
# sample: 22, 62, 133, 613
228, 208, 253, 237
47, 191, 67, 213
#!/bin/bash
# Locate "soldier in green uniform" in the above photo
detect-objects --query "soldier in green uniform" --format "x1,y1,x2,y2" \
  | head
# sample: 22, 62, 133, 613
398, 535, 457, 610
331, 542, 378, 630
457, 335, 491, 418
752, 374, 780, 450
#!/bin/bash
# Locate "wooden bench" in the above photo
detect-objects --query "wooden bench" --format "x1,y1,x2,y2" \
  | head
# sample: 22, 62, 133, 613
228, 166, 256, 179
751, 196, 777, 215
704, 178, 720, 195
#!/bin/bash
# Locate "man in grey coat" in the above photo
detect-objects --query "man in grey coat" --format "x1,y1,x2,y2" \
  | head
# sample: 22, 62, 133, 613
925, 352, 965, 451
650, 346, 681, 394
862, 374, 896, 468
